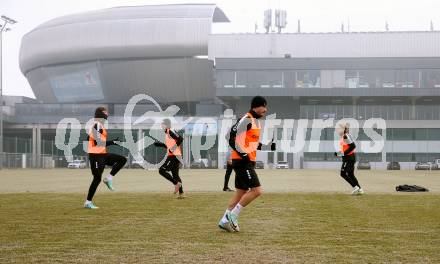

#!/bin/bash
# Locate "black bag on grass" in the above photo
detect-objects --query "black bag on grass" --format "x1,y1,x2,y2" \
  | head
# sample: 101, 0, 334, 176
396, 185, 429, 192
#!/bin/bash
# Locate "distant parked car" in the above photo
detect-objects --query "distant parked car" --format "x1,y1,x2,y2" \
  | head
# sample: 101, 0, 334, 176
68, 160, 86, 169
387, 161, 400, 170
432, 159, 440, 170
190, 161, 206, 169
255, 161, 264, 169
131, 160, 146, 169
357, 160, 371, 170
415, 162, 433, 170
276, 161, 289, 169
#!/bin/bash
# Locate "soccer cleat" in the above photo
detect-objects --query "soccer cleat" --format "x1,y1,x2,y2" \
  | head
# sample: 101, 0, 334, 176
218, 219, 234, 232
351, 186, 363, 195
357, 188, 364, 195
103, 178, 115, 191
223, 187, 234, 192
84, 202, 99, 209
177, 193, 186, 199
174, 182, 182, 194
226, 212, 240, 232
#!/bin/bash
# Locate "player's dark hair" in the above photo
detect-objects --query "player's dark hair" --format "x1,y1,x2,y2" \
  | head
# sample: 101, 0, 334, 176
251, 96, 267, 108
162, 118, 171, 128
94, 106, 108, 119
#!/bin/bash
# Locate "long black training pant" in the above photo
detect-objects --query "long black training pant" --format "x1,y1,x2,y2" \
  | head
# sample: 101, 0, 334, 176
340, 158, 361, 188
159, 155, 183, 194
87, 153, 127, 201
224, 163, 233, 189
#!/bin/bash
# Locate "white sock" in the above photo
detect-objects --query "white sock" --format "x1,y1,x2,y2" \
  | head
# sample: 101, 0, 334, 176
85, 200, 92, 205
221, 209, 230, 223
107, 174, 113, 181
231, 203, 243, 216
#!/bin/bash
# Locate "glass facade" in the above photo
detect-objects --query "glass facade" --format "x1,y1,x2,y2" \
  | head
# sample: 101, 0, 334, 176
216, 69, 440, 89
16, 103, 106, 117
45, 62, 105, 103
304, 152, 383, 162
300, 104, 440, 120
386, 153, 440, 162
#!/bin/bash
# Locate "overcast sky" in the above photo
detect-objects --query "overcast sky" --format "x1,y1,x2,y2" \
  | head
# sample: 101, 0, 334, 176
2, 0, 440, 98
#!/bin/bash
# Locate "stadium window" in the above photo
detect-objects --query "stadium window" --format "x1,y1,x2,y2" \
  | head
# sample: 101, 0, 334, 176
386, 153, 412, 162
359, 70, 376, 88
277, 152, 285, 162
402, 105, 411, 120
345, 70, 359, 88
357, 128, 382, 141
304, 152, 326, 161
296, 70, 320, 88
235, 71, 248, 88
375, 70, 396, 88
414, 153, 432, 162
268, 152, 274, 164
414, 129, 429, 140
216, 71, 234, 88
387, 128, 414, 140
325, 152, 339, 162
283, 70, 296, 88
421, 69, 440, 88
433, 106, 440, 120
357, 152, 381, 162
427, 129, 440, 140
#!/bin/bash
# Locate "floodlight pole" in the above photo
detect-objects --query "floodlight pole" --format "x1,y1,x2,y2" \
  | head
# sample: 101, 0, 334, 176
0, 15, 17, 169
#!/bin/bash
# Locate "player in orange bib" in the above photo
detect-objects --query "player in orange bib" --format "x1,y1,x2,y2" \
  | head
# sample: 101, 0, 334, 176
153, 118, 185, 199
334, 122, 364, 195
218, 96, 276, 232
84, 107, 127, 209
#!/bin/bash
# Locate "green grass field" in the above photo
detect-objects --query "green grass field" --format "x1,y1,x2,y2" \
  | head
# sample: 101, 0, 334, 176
0, 169, 439, 263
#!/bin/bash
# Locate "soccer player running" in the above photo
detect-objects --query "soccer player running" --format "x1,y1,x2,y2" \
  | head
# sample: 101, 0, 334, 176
85, 107, 127, 209
334, 122, 364, 195
218, 96, 275, 232
153, 118, 185, 199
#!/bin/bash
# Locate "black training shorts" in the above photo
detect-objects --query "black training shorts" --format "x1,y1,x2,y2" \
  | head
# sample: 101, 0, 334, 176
232, 160, 261, 190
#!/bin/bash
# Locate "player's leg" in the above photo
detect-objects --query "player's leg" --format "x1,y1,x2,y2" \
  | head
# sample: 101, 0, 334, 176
159, 156, 181, 193
346, 160, 363, 195
102, 153, 127, 191
230, 167, 262, 216
227, 188, 247, 210
170, 157, 184, 197
340, 160, 356, 188
85, 155, 105, 209
223, 163, 234, 191
219, 188, 247, 232
226, 166, 262, 231
236, 186, 263, 207
219, 162, 249, 232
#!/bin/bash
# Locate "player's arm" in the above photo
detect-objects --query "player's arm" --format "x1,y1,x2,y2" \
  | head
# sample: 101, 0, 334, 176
166, 130, 183, 153
257, 141, 276, 151
169, 130, 183, 146
153, 141, 167, 148
228, 116, 252, 161
343, 134, 356, 156
89, 123, 118, 147
334, 134, 356, 156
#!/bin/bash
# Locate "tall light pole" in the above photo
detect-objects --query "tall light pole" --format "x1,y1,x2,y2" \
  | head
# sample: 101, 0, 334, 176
0, 15, 17, 169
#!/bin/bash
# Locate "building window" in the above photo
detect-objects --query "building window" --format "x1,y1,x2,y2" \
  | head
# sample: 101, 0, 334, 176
296, 70, 320, 88
248, 70, 284, 88
421, 69, 440, 88
216, 70, 234, 88
387, 128, 413, 140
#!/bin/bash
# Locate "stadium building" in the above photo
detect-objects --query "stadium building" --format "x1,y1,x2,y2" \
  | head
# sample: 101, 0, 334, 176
3, 4, 440, 169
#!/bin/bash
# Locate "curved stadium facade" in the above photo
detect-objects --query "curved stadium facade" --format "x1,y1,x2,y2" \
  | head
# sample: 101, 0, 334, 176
3, 3, 440, 169
19, 4, 229, 105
